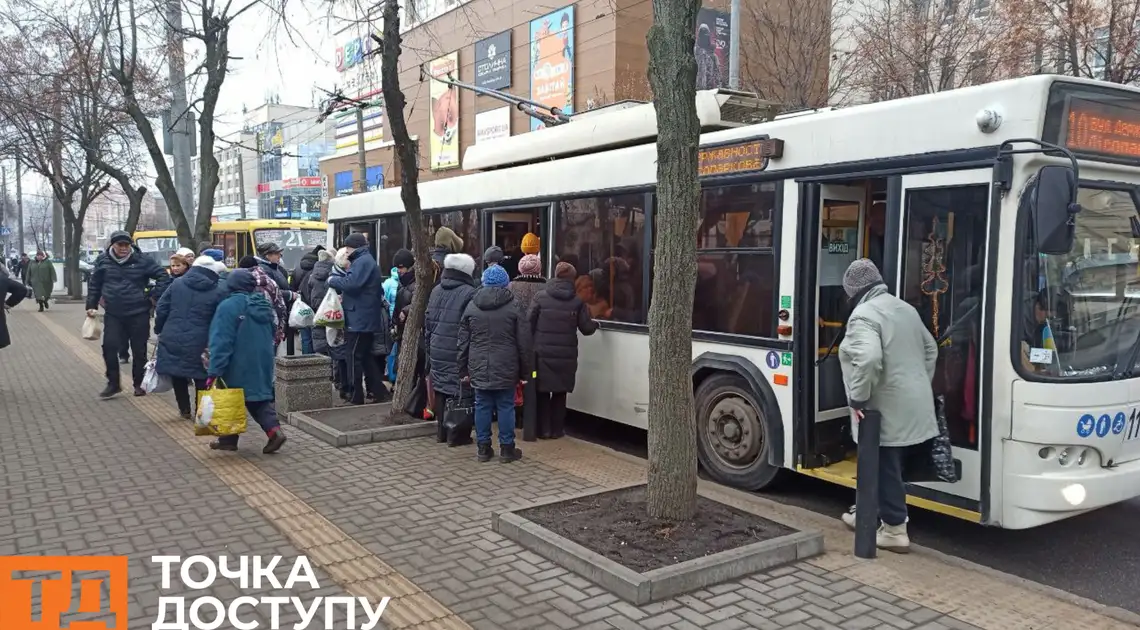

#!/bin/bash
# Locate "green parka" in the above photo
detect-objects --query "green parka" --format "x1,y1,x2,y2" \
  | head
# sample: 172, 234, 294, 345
26, 259, 56, 299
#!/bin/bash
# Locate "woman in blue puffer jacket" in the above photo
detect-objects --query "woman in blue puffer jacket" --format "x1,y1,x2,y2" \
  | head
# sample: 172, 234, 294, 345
155, 254, 229, 419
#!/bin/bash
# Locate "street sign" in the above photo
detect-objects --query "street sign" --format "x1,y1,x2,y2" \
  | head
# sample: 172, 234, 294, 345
0, 226, 10, 236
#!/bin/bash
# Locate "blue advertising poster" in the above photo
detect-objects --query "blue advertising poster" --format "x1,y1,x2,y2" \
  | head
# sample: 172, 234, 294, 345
529, 6, 574, 131
272, 194, 290, 219
297, 143, 327, 177
334, 171, 354, 197
366, 165, 383, 191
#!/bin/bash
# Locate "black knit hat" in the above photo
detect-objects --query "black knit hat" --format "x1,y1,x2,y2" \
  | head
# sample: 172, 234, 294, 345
393, 249, 414, 269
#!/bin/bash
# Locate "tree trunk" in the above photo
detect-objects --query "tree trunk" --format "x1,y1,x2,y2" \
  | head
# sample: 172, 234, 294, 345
63, 211, 84, 299
123, 186, 146, 235
645, 0, 702, 521
380, 0, 432, 416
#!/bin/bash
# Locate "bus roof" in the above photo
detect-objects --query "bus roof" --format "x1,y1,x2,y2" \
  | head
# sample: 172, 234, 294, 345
210, 220, 327, 231
329, 75, 1140, 222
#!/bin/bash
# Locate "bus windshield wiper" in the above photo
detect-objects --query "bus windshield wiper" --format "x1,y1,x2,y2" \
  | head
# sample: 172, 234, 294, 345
1113, 329, 1140, 379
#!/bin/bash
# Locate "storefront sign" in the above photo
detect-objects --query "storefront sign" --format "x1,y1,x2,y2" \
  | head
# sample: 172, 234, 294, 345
475, 31, 511, 90
698, 138, 784, 177
529, 6, 574, 131
475, 107, 511, 143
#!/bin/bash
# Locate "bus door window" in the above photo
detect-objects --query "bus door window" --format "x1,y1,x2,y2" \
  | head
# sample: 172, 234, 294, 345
377, 216, 406, 275
900, 184, 988, 449
815, 184, 867, 426
490, 210, 540, 279
236, 232, 253, 261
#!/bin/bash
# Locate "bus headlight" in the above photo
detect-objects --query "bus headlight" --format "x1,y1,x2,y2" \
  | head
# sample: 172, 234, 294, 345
1058, 448, 1072, 466
1039, 445, 1100, 467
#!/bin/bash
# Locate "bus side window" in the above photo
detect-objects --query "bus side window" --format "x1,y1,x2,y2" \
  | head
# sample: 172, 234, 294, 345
237, 233, 252, 261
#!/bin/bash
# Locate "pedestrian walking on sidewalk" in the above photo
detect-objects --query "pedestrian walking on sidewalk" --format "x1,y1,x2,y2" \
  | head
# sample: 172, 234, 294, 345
837, 258, 939, 553
86, 231, 172, 399
26, 251, 56, 312
327, 233, 389, 405
0, 265, 29, 350
155, 255, 228, 419
425, 253, 478, 442
527, 261, 598, 439
206, 269, 287, 454
458, 264, 532, 463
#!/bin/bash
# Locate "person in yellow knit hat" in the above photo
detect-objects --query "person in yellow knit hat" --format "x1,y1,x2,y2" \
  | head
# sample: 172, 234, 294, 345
521, 233, 540, 256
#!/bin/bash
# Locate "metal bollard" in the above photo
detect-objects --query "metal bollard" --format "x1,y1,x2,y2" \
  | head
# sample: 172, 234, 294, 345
854, 409, 881, 559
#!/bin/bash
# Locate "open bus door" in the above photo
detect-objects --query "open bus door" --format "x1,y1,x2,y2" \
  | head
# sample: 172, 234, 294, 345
481, 206, 549, 279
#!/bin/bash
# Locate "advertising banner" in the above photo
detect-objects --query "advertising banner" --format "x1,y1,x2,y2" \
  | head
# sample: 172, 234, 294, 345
334, 110, 383, 151
529, 6, 574, 131
475, 31, 511, 90
428, 52, 461, 170
366, 165, 384, 191
695, 7, 730, 90
475, 107, 511, 144
334, 171, 354, 197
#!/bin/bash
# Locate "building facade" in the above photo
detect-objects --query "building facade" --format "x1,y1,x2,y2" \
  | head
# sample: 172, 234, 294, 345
318, 0, 827, 215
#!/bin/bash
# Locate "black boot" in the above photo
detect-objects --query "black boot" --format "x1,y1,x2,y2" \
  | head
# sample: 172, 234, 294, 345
500, 443, 523, 463
37, 301, 44, 312
99, 382, 122, 399
43, 299, 49, 310
476, 442, 494, 462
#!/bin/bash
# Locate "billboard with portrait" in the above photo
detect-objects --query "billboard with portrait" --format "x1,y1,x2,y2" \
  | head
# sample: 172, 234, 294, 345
695, 8, 730, 90
428, 52, 460, 170
529, 6, 574, 131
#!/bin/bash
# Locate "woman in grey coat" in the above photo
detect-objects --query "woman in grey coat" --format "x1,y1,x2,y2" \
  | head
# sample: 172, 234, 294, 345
837, 258, 938, 553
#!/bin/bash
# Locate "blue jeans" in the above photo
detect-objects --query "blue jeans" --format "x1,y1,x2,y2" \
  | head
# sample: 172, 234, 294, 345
475, 388, 516, 446
300, 328, 314, 354
217, 400, 281, 446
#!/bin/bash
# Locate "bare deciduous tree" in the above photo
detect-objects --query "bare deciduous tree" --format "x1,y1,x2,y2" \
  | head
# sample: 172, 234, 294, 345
24, 196, 53, 254
742, 0, 856, 108
1006, 0, 1140, 84
846, 0, 1018, 103
646, 0, 701, 521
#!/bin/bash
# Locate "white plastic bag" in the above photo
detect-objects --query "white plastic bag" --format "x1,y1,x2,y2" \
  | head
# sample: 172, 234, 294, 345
315, 290, 345, 328
81, 315, 102, 340
326, 326, 346, 348
289, 299, 315, 328
196, 395, 215, 428
142, 359, 172, 393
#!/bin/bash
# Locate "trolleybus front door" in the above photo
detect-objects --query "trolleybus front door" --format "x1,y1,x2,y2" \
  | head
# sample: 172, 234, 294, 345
482, 207, 546, 279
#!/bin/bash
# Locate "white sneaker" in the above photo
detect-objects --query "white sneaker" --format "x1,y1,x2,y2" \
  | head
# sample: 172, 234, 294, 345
841, 505, 857, 530
876, 522, 910, 553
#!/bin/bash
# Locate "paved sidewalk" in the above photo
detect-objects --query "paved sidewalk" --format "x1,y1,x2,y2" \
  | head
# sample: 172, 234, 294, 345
8, 300, 1136, 630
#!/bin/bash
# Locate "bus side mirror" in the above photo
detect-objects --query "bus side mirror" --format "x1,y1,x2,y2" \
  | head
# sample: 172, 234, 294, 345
1031, 165, 1080, 255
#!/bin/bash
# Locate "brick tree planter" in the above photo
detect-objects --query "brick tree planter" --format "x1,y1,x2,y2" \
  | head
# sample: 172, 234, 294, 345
492, 485, 824, 605
274, 354, 333, 414
285, 403, 436, 447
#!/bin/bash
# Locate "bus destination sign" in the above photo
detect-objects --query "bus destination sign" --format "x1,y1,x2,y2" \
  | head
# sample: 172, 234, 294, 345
1063, 97, 1140, 160
699, 138, 784, 177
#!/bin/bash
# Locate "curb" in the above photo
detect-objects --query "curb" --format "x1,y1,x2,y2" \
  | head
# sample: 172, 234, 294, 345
560, 436, 1140, 625
288, 406, 436, 447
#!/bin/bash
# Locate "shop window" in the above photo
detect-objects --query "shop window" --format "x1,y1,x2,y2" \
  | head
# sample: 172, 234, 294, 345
376, 216, 406, 274
426, 209, 482, 264
554, 194, 647, 324
900, 184, 987, 449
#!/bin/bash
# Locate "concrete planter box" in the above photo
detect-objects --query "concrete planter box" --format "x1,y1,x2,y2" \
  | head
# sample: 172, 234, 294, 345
492, 486, 824, 605
286, 403, 435, 447
274, 354, 333, 414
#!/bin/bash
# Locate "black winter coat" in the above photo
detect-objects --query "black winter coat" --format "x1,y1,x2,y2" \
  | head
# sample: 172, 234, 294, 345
425, 268, 478, 396
528, 278, 598, 393
0, 269, 28, 349
393, 270, 416, 341
291, 250, 319, 298
154, 266, 226, 379
458, 286, 532, 390
86, 245, 171, 317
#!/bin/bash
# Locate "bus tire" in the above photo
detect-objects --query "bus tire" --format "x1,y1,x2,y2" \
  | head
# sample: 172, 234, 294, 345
695, 372, 784, 491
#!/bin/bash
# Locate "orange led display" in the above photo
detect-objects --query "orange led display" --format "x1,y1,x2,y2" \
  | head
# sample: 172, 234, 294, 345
698, 138, 784, 177
1064, 97, 1140, 160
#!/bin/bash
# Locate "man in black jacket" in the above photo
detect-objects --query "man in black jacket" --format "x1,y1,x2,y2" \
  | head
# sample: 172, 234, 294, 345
291, 245, 322, 353
86, 231, 172, 398
458, 264, 532, 463
0, 265, 29, 351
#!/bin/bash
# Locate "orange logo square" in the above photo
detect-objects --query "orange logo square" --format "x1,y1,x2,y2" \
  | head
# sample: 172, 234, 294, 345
0, 556, 128, 630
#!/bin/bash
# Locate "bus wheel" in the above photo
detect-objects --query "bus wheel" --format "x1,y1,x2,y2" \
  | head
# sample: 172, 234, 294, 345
695, 373, 782, 491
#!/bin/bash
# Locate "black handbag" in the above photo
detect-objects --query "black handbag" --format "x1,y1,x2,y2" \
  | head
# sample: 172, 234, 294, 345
443, 386, 475, 446
903, 395, 960, 484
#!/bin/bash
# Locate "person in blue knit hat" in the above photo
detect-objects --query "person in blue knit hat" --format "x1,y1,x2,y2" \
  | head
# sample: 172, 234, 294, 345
458, 264, 533, 462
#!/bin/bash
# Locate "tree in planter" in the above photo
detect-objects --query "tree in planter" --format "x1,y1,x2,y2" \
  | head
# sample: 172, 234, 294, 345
375, 0, 434, 417
645, 0, 702, 520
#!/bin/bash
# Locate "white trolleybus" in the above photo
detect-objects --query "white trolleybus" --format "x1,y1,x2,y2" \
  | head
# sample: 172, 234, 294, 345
329, 75, 1140, 529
